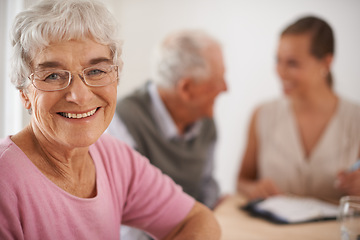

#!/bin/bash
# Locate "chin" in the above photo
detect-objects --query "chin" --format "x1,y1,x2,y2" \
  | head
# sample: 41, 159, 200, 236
205, 110, 214, 119
283, 88, 293, 96
61, 129, 103, 148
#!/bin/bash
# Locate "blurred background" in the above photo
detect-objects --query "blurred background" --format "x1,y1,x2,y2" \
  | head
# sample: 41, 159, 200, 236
1, 0, 360, 194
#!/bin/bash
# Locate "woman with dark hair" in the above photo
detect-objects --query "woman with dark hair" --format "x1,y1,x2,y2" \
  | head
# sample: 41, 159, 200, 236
237, 16, 360, 201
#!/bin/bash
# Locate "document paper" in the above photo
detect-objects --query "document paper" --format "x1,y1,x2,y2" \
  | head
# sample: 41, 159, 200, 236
255, 195, 339, 223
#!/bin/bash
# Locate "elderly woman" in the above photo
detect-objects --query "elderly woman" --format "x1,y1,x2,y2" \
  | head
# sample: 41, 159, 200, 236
0, 0, 220, 239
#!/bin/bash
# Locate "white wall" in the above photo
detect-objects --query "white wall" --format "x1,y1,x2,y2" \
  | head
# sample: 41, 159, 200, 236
1, 0, 359, 195
0, 0, 29, 138
110, 0, 360, 194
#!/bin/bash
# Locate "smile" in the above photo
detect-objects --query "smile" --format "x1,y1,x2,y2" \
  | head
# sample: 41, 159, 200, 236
58, 108, 98, 119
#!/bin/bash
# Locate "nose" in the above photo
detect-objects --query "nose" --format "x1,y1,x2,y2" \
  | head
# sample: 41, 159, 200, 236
65, 74, 94, 104
217, 77, 228, 94
221, 78, 228, 92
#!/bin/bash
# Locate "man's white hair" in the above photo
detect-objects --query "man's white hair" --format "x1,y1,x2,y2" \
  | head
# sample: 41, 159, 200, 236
151, 30, 220, 89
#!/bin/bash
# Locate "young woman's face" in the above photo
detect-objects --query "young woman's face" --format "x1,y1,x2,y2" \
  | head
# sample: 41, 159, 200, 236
276, 33, 328, 97
24, 39, 118, 149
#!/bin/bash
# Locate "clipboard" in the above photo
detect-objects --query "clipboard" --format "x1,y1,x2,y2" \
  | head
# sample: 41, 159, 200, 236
240, 195, 339, 224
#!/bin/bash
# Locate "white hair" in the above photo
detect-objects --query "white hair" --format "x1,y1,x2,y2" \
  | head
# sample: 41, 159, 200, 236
10, 0, 122, 90
151, 30, 220, 89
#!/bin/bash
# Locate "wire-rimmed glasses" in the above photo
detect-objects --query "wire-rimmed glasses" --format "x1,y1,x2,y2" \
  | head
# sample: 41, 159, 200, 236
29, 64, 119, 92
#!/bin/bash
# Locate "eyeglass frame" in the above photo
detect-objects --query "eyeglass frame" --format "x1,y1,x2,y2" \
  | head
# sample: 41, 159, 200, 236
28, 64, 119, 92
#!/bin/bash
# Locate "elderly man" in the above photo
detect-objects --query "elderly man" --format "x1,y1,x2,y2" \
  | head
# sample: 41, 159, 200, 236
108, 29, 227, 240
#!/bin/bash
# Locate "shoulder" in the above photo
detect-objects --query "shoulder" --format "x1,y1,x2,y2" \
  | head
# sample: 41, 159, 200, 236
339, 97, 360, 115
257, 98, 286, 113
91, 134, 154, 196
91, 133, 139, 163
116, 85, 153, 123
91, 133, 154, 174
250, 98, 290, 138
253, 97, 286, 122
116, 84, 151, 112
93, 136, 195, 237
0, 137, 18, 184
0, 137, 41, 202
0, 136, 27, 175
337, 98, 360, 132
0, 136, 14, 158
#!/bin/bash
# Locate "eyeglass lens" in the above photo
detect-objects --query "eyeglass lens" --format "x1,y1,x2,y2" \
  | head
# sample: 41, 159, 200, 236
31, 65, 117, 91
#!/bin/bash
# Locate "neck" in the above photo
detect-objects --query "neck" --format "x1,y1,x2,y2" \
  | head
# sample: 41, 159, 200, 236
13, 124, 91, 179
158, 87, 196, 135
290, 86, 337, 113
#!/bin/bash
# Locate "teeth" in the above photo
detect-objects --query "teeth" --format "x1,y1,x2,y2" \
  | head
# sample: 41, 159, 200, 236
60, 109, 97, 119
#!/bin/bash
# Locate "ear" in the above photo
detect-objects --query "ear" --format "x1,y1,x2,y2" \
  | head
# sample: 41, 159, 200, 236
323, 53, 333, 71
176, 77, 194, 101
19, 90, 31, 110
319, 54, 333, 79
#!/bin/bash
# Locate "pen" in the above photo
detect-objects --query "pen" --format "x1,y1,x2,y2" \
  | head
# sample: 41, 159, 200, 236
334, 160, 360, 188
348, 160, 360, 172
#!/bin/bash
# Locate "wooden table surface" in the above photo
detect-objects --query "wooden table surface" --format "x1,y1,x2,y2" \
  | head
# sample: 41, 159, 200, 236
214, 194, 340, 240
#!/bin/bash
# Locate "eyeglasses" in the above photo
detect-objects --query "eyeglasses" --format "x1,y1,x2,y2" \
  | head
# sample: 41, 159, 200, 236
29, 64, 118, 92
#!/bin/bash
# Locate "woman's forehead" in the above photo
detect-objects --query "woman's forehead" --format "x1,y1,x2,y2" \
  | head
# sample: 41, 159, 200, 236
32, 39, 112, 68
278, 34, 312, 56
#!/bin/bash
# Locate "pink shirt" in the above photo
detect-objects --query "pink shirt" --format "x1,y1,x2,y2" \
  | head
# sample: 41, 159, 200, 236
0, 134, 194, 240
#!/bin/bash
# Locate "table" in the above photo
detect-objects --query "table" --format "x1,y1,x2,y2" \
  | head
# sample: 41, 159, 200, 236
214, 194, 340, 240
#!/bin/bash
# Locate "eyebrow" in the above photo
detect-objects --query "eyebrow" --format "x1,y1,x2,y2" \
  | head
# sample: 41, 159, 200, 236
36, 61, 63, 70
35, 57, 113, 70
89, 57, 112, 65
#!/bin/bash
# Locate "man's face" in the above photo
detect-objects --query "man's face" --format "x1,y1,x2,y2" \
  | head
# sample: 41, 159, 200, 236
187, 44, 227, 119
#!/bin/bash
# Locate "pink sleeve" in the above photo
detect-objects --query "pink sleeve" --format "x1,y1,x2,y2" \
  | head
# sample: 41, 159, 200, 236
97, 134, 195, 238
120, 145, 195, 239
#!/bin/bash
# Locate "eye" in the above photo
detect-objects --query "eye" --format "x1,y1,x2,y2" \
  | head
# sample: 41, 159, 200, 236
42, 71, 68, 82
287, 59, 299, 68
86, 68, 106, 76
46, 73, 60, 80
277, 56, 299, 68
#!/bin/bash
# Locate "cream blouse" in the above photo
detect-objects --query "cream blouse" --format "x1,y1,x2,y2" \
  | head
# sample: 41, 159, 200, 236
257, 97, 360, 200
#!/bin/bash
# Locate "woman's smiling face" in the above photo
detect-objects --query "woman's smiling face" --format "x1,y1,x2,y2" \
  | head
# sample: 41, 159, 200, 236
276, 33, 328, 97
24, 39, 118, 149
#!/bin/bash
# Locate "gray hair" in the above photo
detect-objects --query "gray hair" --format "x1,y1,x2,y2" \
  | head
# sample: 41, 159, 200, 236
10, 0, 122, 90
152, 30, 220, 89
